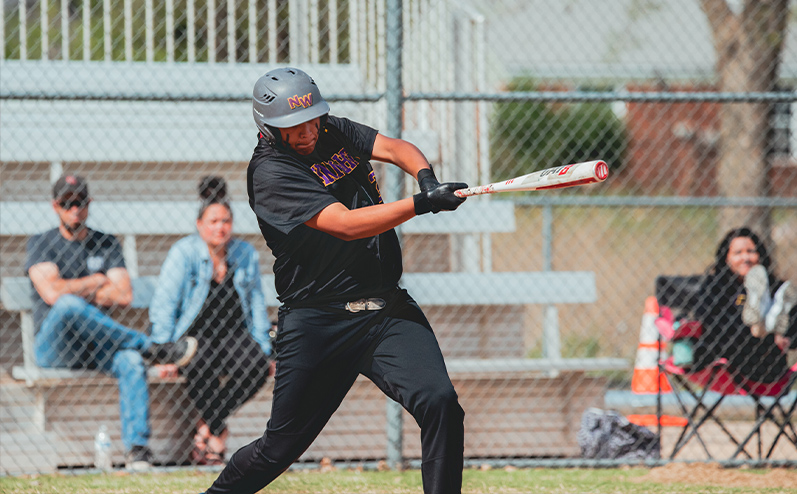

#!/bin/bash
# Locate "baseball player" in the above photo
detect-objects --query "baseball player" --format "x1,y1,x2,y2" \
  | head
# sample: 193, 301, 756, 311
201, 67, 468, 494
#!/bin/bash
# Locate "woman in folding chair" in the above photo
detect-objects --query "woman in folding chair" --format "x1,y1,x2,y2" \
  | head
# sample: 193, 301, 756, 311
667, 227, 796, 459
691, 227, 796, 382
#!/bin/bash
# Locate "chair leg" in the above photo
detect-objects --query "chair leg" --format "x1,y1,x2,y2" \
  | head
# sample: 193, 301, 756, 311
669, 375, 717, 459
757, 403, 762, 459
732, 393, 797, 460
728, 401, 763, 460
667, 375, 699, 458
681, 393, 736, 459
763, 398, 797, 458
668, 367, 757, 460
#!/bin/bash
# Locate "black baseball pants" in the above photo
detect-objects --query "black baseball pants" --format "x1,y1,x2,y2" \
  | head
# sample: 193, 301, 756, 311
204, 288, 465, 494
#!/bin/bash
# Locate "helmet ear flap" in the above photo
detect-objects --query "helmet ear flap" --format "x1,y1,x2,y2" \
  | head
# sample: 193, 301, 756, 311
264, 125, 282, 146
258, 125, 282, 147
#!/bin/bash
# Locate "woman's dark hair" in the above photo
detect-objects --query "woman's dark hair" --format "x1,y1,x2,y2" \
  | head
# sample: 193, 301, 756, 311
710, 227, 773, 281
197, 175, 232, 220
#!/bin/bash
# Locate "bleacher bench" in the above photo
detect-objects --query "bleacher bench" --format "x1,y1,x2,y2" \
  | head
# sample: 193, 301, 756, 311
1, 271, 626, 469
2, 271, 609, 383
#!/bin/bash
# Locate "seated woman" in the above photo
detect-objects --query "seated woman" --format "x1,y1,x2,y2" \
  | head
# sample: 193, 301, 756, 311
149, 176, 273, 464
691, 227, 796, 383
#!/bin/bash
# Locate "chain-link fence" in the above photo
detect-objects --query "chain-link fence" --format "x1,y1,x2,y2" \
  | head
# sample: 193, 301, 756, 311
1, 0, 796, 475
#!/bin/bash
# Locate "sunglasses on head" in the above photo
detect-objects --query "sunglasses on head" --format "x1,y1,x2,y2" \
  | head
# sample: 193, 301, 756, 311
58, 198, 89, 209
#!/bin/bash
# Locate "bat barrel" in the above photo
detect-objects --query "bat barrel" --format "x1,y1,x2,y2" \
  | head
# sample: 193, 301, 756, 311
453, 159, 608, 198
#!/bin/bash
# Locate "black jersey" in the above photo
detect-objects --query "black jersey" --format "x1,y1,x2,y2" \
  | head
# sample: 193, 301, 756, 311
247, 115, 403, 306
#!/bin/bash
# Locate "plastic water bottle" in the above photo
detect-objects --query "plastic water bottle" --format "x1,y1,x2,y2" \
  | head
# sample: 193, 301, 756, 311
94, 425, 113, 471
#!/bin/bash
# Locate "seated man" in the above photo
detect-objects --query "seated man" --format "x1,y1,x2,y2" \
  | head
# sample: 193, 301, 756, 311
25, 174, 198, 471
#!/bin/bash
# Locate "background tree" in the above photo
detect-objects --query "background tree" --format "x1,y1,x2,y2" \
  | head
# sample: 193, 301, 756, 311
701, 0, 790, 243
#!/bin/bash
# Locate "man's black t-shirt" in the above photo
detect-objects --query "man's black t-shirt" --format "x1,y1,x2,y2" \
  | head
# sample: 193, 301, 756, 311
247, 115, 403, 306
25, 228, 126, 332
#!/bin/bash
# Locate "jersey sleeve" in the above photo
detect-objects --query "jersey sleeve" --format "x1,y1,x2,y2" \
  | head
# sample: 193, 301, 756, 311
250, 158, 339, 235
327, 115, 379, 159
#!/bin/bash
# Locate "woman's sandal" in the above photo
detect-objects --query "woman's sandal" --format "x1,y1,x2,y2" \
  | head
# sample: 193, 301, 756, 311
191, 442, 225, 465
202, 447, 226, 466
191, 434, 209, 464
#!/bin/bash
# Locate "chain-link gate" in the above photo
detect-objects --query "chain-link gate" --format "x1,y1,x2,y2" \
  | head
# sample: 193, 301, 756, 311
1, 0, 796, 476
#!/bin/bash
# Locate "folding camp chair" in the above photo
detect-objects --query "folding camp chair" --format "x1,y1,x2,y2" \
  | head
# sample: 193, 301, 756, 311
662, 356, 797, 459
654, 275, 797, 460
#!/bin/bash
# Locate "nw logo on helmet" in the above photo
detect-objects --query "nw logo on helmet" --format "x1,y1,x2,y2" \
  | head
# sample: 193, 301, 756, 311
288, 93, 313, 110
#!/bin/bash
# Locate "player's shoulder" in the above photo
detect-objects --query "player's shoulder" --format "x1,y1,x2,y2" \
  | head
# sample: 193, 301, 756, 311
250, 134, 298, 168
250, 140, 308, 187
326, 115, 375, 135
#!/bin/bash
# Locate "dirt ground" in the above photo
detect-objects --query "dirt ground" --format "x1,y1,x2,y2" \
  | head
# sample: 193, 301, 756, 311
633, 462, 797, 489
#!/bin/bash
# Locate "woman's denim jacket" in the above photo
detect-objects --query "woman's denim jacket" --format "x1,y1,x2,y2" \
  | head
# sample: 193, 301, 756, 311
149, 234, 272, 356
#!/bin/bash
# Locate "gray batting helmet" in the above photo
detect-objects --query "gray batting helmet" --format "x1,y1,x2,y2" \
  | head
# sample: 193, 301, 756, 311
252, 67, 330, 145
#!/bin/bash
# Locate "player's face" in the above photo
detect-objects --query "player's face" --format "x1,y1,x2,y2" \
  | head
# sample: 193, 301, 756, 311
197, 203, 233, 250
726, 236, 760, 278
53, 194, 90, 232
279, 117, 321, 155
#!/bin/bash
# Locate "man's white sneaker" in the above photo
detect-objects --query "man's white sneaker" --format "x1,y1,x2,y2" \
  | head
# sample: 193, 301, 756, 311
125, 446, 154, 472
766, 281, 797, 335
742, 265, 772, 329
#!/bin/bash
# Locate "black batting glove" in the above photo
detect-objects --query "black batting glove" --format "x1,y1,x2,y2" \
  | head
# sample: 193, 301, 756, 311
417, 167, 440, 192
413, 182, 469, 215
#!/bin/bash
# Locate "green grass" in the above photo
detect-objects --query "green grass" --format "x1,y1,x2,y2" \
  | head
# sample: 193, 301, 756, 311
1, 467, 794, 494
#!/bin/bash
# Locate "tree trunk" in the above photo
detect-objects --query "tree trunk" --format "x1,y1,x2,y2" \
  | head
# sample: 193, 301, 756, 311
700, 0, 789, 243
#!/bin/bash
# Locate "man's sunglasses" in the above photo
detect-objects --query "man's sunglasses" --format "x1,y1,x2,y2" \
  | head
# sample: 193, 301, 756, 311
58, 198, 89, 209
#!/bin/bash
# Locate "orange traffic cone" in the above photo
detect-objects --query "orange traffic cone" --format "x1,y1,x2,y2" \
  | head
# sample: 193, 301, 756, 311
631, 296, 672, 394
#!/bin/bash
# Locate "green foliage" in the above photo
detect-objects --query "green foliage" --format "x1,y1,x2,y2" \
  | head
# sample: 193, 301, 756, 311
491, 78, 627, 182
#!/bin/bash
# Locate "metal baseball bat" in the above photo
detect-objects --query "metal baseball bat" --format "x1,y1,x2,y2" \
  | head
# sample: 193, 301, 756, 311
454, 160, 609, 198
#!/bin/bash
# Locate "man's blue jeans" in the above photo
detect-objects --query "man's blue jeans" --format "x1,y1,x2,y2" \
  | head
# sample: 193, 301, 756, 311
34, 294, 152, 451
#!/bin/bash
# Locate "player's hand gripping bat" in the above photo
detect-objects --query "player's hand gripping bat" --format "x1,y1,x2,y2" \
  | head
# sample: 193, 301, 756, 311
453, 160, 609, 198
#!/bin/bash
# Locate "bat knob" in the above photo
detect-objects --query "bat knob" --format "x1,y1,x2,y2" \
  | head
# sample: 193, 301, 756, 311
594, 161, 609, 181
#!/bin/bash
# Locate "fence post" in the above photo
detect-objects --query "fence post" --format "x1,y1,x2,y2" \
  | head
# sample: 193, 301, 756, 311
385, 0, 404, 472
542, 203, 562, 364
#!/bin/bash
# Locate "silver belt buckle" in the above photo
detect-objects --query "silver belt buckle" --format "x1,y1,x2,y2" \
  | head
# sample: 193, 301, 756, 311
345, 297, 386, 313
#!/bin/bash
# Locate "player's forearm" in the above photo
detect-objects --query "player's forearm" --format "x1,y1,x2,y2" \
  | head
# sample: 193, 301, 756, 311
308, 199, 416, 241
392, 159, 431, 182
372, 134, 431, 180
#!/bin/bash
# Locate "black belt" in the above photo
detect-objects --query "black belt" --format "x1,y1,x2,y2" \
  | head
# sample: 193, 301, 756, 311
344, 298, 386, 313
